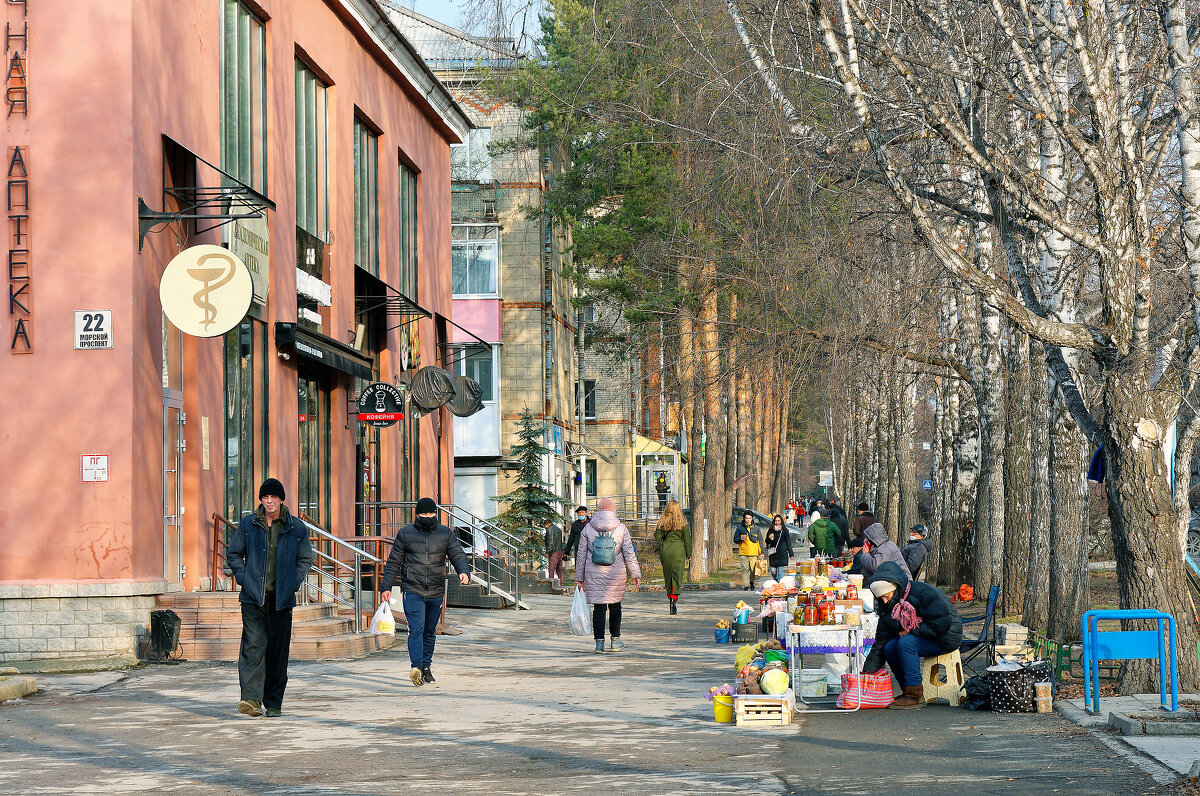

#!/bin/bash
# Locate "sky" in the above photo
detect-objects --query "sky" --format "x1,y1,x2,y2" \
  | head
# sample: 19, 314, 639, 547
406, 0, 466, 28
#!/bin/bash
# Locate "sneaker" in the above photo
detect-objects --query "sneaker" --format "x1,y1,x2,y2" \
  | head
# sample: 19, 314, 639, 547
410, 667, 425, 687
237, 699, 263, 717
610, 638, 625, 653
264, 707, 282, 717
594, 640, 605, 654
421, 667, 436, 684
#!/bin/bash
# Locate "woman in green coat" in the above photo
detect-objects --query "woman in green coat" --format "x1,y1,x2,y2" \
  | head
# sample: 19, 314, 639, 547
655, 500, 691, 615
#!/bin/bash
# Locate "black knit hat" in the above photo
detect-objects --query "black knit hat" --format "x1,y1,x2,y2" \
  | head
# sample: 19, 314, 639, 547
415, 497, 438, 514
258, 478, 286, 501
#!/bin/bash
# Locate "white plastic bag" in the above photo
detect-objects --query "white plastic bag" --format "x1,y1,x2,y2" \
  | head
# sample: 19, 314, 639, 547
569, 587, 592, 636
369, 601, 396, 635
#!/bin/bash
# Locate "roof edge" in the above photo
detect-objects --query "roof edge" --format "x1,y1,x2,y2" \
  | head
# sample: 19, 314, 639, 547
339, 0, 474, 142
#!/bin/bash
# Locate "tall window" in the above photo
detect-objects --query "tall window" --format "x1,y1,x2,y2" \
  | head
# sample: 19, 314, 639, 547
577, 379, 597, 420
456, 345, 494, 401
450, 127, 493, 182
298, 373, 331, 527
225, 320, 268, 520
354, 118, 379, 274
451, 225, 498, 296
295, 60, 328, 237
585, 458, 598, 498
399, 160, 418, 298
220, 0, 266, 191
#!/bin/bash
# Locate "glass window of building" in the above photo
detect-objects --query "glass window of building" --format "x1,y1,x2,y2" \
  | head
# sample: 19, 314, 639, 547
220, 0, 266, 192
295, 60, 328, 238
225, 320, 268, 520
585, 458, 597, 498
399, 160, 418, 298
353, 118, 380, 274
451, 225, 498, 296
450, 127, 493, 182
579, 379, 597, 420
454, 344, 494, 402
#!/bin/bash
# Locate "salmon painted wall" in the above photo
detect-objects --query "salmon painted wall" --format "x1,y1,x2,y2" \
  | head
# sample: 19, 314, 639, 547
0, 0, 457, 588
0, 1, 138, 584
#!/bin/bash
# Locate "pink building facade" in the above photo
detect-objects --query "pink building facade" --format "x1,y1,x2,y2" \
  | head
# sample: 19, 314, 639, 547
0, 0, 468, 662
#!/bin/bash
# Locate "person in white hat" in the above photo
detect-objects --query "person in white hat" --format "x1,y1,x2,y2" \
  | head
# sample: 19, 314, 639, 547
863, 562, 963, 709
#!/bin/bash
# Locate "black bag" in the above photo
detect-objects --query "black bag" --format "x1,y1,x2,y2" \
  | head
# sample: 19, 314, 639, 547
962, 675, 991, 711
987, 666, 1036, 713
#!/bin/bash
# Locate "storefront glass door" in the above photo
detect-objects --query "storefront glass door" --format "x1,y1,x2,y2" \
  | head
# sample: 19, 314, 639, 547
298, 374, 330, 527
162, 316, 184, 590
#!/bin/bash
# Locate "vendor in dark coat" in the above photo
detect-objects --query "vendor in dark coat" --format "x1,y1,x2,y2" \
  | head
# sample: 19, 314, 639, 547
900, 524, 933, 581
863, 562, 963, 709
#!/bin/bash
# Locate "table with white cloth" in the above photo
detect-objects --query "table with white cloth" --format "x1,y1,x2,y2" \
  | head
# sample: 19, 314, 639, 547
781, 615, 878, 712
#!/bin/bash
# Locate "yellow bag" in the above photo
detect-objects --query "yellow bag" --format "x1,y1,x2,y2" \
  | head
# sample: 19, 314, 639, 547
734, 643, 759, 670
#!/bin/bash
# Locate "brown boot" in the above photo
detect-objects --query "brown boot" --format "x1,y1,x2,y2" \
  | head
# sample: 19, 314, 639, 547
888, 685, 926, 710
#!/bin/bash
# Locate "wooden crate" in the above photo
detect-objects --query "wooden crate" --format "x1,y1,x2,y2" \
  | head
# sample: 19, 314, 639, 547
734, 695, 794, 727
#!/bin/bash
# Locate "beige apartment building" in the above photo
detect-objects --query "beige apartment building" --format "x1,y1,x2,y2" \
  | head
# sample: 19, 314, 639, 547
385, 4, 589, 519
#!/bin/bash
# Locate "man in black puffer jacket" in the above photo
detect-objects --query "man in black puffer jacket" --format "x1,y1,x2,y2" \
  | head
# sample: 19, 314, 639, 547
863, 561, 963, 709
380, 497, 471, 688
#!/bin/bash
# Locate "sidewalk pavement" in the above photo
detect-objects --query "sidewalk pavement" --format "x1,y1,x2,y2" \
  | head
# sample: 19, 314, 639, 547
0, 590, 1182, 795
1057, 694, 1200, 781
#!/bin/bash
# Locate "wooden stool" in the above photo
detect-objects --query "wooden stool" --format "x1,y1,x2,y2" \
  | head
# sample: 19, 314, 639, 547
922, 649, 966, 706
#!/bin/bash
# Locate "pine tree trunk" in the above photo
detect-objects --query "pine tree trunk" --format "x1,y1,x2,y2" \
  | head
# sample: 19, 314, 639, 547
1023, 340, 1052, 633
1002, 326, 1032, 616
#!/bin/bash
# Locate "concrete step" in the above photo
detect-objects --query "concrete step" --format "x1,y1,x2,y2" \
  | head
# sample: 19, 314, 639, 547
445, 578, 511, 609
175, 632, 395, 662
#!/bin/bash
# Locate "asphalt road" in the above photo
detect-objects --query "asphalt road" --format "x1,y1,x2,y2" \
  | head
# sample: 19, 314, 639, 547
0, 590, 1170, 795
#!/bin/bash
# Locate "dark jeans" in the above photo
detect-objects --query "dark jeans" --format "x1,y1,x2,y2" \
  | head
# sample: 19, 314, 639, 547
238, 595, 293, 710
402, 592, 444, 668
593, 602, 622, 640
882, 634, 944, 687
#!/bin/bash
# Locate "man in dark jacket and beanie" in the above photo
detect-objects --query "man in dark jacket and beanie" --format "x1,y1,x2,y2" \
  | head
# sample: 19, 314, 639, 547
863, 562, 963, 709
901, 524, 933, 581
226, 477, 314, 717
381, 498, 472, 688
827, 501, 850, 553
851, 502, 876, 543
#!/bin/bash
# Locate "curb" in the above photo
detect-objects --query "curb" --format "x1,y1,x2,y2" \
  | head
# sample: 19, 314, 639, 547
0, 675, 38, 703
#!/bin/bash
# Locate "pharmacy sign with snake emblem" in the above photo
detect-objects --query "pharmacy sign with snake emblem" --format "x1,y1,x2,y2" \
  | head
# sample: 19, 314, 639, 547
159, 245, 254, 338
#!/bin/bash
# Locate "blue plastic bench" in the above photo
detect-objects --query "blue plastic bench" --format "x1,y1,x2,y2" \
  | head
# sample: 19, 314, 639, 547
1082, 609, 1177, 715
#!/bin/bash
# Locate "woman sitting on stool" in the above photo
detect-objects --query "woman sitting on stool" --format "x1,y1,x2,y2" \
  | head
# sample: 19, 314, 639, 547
862, 561, 963, 709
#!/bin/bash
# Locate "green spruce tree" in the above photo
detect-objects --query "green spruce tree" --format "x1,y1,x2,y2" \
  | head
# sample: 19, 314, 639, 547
493, 408, 562, 567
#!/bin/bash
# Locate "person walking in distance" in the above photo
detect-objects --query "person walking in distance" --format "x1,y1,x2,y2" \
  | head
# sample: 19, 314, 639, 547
564, 505, 588, 577
851, 502, 877, 545
734, 512, 763, 590
380, 498, 472, 687
764, 514, 793, 582
543, 516, 565, 587
655, 471, 670, 511
654, 500, 691, 615
226, 478, 313, 718
576, 497, 641, 652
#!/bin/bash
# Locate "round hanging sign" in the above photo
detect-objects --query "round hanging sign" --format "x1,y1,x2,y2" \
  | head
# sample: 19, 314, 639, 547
159, 244, 254, 338
357, 382, 405, 427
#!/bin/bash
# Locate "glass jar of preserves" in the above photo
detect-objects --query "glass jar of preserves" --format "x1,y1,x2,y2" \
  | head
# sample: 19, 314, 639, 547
845, 584, 858, 600
819, 599, 836, 625
803, 604, 818, 626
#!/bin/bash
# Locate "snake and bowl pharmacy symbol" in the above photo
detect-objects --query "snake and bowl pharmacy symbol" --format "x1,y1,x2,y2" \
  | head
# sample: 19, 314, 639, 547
159, 244, 254, 338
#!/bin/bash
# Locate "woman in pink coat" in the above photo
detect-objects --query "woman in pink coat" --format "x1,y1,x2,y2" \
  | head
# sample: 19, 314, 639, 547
575, 497, 642, 653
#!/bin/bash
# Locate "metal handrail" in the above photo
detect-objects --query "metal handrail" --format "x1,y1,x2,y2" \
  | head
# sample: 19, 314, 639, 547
210, 513, 238, 590
300, 515, 382, 633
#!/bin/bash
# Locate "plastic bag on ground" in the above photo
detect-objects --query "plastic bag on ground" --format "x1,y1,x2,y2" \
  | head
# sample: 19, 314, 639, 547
962, 675, 991, 711
369, 601, 395, 635
569, 587, 592, 636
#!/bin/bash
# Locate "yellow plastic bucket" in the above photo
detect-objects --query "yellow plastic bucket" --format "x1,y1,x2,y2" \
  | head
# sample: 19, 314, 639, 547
713, 694, 734, 723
